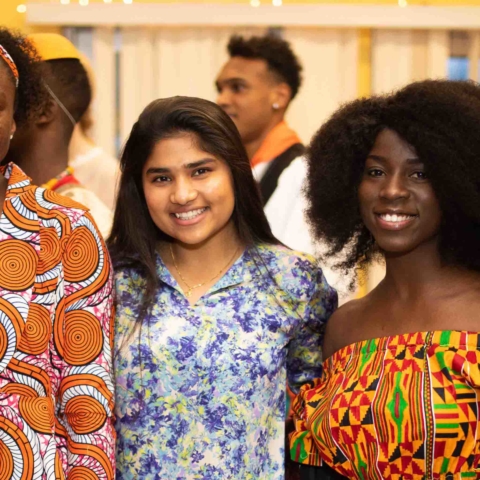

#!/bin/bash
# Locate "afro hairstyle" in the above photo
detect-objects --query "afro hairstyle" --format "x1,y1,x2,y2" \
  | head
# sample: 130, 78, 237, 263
305, 79, 480, 278
0, 28, 48, 126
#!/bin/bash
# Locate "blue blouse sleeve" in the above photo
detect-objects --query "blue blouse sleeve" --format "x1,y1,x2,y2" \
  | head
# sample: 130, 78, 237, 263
286, 267, 338, 393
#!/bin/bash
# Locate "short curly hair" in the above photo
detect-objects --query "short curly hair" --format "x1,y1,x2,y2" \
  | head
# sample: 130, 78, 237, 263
227, 34, 302, 100
306, 79, 480, 277
0, 28, 48, 126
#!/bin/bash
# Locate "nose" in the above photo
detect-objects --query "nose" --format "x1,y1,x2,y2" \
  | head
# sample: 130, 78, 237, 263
379, 173, 410, 201
170, 177, 197, 205
216, 88, 230, 108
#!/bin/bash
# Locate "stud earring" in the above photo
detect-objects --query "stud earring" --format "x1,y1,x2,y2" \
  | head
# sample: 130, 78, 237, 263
9, 134, 13, 140
272, 103, 280, 110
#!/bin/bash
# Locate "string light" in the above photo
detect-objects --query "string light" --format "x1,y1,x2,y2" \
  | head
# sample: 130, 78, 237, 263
79, 0, 89, 5
60, 0, 70, 4
250, 0, 260, 7
123, 0, 133, 4
104, 0, 113, 3
272, 0, 282, 6
398, 0, 408, 7
16, 4, 27, 13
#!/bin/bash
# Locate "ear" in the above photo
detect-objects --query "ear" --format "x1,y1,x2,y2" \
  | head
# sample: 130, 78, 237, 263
36, 98, 57, 126
271, 82, 292, 111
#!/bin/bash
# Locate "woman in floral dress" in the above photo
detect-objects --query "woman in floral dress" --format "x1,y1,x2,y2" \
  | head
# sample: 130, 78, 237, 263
108, 96, 337, 480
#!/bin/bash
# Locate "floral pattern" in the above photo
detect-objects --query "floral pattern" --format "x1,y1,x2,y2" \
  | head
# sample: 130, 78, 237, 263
114, 244, 337, 479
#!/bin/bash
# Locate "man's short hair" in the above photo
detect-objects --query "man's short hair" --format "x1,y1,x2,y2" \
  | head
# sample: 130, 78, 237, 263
227, 34, 303, 100
44, 59, 91, 123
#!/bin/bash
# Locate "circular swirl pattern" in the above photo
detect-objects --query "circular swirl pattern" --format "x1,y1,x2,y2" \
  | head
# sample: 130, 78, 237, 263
0, 384, 38, 398
0, 323, 7, 363
69, 467, 99, 480
44, 189, 83, 209
19, 397, 54, 434
64, 395, 107, 435
38, 228, 62, 275
0, 438, 13, 480
0, 416, 33, 480
64, 310, 103, 365
18, 304, 51, 355
0, 240, 37, 291
63, 227, 99, 283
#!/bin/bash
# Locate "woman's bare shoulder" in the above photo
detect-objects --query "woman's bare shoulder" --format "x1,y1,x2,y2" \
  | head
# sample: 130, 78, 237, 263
323, 295, 373, 359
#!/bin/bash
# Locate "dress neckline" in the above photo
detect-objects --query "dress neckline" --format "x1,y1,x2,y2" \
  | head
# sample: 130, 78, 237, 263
324, 330, 480, 370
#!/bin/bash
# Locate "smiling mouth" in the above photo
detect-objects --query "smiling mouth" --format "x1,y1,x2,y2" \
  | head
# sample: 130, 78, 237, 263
173, 208, 207, 221
377, 213, 417, 223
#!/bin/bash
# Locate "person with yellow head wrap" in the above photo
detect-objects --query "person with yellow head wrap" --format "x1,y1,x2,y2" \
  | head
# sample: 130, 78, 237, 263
4, 33, 113, 238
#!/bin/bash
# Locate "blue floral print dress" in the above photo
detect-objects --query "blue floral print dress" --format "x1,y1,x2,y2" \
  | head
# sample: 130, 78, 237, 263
114, 244, 337, 480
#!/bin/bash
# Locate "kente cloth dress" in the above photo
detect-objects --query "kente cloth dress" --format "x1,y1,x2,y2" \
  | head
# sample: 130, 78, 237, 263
114, 244, 337, 480
0, 163, 116, 479
290, 331, 480, 479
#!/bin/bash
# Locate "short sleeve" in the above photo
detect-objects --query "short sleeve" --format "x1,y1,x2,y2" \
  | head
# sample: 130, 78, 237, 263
289, 378, 325, 466
287, 267, 338, 393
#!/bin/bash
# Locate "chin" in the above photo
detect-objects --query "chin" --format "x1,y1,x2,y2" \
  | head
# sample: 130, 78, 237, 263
378, 242, 419, 256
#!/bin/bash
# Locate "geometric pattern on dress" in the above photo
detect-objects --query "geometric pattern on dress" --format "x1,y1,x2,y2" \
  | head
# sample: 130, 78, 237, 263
290, 330, 480, 479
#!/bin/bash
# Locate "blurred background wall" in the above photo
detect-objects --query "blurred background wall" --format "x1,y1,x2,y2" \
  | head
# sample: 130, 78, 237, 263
3, 0, 480, 291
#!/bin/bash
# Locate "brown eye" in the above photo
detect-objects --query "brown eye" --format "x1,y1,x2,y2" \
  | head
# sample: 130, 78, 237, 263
367, 169, 384, 177
412, 171, 428, 180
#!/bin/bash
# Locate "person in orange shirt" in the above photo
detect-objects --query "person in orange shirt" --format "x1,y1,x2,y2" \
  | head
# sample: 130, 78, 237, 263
216, 34, 304, 206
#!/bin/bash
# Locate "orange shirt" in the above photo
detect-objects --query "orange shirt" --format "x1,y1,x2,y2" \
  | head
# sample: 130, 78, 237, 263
251, 121, 302, 167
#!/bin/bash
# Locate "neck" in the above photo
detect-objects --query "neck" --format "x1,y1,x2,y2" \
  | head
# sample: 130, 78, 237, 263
380, 238, 455, 300
0, 173, 8, 216
69, 125, 95, 161
15, 126, 70, 186
161, 220, 244, 285
244, 115, 284, 161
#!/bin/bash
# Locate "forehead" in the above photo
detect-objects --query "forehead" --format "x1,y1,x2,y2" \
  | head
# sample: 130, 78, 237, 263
0, 62, 16, 103
145, 134, 217, 167
217, 56, 272, 84
370, 128, 417, 157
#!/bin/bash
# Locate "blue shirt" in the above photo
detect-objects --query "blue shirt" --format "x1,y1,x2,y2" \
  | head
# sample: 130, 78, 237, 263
114, 244, 337, 480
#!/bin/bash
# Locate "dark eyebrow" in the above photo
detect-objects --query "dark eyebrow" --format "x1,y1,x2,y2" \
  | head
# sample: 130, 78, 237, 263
367, 154, 422, 164
216, 77, 247, 88
145, 158, 216, 175
184, 158, 216, 169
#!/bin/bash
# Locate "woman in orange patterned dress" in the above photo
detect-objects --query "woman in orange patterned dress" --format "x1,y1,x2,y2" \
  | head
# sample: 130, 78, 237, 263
0, 28, 115, 479
290, 80, 480, 479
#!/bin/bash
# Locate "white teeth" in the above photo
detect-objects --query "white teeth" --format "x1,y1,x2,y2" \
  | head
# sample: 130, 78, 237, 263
379, 213, 415, 222
174, 208, 206, 220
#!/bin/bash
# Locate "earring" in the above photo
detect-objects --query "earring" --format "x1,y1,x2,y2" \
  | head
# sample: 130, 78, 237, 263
9, 134, 13, 140
272, 103, 280, 110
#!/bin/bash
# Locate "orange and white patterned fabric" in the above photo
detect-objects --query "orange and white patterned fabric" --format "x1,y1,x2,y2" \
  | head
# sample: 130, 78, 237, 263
0, 163, 115, 479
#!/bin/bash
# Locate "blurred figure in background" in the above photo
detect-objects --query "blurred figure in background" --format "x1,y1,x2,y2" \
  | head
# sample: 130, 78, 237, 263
216, 34, 304, 208
5, 33, 112, 237
69, 52, 120, 211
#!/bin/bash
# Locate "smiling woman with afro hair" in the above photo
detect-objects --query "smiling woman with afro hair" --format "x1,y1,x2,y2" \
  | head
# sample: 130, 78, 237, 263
305, 79, 480, 277
289, 79, 480, 480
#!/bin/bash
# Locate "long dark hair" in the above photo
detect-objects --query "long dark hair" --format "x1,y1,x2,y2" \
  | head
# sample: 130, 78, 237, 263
108, 96, 278, 320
